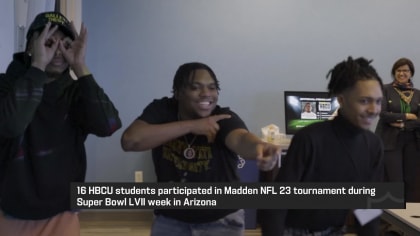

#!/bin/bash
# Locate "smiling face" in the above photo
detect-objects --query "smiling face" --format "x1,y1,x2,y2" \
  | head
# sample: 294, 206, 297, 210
176, 69, 219, 119
394, 64, 412, 84
337, 79, 383, 130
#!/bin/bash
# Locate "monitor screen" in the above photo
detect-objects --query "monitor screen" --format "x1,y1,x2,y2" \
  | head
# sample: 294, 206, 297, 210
284, 91, 340, 135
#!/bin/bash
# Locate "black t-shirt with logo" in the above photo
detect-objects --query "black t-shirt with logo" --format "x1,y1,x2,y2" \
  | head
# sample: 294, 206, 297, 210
138, 97, 248, 223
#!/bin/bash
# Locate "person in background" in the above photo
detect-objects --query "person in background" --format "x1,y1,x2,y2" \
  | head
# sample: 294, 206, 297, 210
0, 11, 121, 235
375, 57, 420, 202
121, 62, 280, 236
301, 102, 317, 119
261, 57, 384, 236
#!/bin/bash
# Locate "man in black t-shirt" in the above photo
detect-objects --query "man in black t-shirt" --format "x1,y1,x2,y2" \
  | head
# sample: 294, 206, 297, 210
121, 62, 280, 236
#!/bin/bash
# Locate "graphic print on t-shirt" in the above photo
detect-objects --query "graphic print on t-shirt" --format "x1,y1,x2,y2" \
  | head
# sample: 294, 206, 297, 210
162, 138, 212, 173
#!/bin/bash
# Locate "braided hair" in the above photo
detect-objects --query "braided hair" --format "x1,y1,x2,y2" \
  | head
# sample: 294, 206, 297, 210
171, 62, 220, 96
326, 57, 383, 97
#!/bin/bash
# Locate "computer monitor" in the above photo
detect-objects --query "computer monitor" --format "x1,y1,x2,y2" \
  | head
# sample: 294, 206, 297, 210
284, 91, 339, 135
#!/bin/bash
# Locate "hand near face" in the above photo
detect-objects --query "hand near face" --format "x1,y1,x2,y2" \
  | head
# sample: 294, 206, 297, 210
60, 22, 90, 77
30, 22, 59, 71
190, 114, 231, 142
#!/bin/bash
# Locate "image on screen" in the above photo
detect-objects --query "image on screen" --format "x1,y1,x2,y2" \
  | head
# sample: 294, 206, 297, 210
284, 91, 340, 135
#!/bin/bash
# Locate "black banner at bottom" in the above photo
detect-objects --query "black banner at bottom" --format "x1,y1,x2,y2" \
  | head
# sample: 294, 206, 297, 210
71, 182, 405, 210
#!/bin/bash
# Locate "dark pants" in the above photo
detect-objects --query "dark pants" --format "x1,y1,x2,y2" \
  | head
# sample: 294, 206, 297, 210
384, 131, 420, 202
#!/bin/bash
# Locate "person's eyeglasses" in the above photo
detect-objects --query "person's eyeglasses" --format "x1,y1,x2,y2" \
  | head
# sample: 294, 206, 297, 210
396, 69, 411, 73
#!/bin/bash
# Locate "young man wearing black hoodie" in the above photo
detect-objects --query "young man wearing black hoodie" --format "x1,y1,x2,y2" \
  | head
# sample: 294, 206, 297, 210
0, 11, 121, 235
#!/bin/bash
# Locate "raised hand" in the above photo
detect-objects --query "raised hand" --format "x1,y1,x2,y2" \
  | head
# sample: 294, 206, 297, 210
60, 22, 90, 77
30, 22, 59, 71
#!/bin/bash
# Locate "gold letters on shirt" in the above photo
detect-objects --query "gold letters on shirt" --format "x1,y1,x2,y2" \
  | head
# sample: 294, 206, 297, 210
162, 139, 212, 173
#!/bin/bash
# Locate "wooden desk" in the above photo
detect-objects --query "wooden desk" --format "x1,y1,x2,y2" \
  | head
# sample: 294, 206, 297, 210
381, 203, 420, 235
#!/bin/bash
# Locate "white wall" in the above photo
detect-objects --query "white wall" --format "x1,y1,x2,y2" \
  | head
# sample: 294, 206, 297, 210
0, 1, 14, 72
82, 0, 420, 182
3, 0, 418, 183
1, 0, 57, 70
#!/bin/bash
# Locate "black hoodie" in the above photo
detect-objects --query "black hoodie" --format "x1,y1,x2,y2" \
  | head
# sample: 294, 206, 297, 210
0, 53, 121, 219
